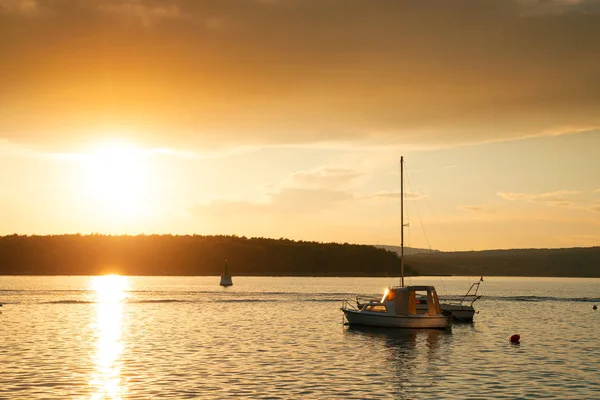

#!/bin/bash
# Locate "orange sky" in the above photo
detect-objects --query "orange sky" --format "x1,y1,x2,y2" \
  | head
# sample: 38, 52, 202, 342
0, 0, 599, 250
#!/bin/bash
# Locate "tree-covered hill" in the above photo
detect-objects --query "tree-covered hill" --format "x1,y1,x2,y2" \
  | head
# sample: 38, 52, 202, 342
1, 234, 598, 277
0, 234, 413, 277
406, 247, 600, 277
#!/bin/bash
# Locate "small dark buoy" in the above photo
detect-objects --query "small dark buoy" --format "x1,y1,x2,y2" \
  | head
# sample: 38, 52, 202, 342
594, 305, 598, 310
510, 334, 520, 344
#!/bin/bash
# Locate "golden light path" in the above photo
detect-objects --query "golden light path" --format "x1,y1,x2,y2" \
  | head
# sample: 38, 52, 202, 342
89, 275, 129, 400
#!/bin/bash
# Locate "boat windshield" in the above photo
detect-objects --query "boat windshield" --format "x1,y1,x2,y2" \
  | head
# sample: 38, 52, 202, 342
364, 305, 387, 313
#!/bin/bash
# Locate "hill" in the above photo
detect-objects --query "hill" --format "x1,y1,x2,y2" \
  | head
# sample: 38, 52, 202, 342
0, 234, 598, 277
406, 247, 600, 277
0, 234, 415, 277
375, 245, 440, 256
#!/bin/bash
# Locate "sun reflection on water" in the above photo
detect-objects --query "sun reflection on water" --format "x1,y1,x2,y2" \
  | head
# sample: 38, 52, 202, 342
89, 275, 129, 400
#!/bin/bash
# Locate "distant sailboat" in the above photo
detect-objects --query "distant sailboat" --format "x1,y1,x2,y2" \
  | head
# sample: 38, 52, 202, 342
220, 260, 233, 287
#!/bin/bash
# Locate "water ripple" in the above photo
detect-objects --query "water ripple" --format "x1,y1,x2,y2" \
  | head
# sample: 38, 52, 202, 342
1, 276, 600, 399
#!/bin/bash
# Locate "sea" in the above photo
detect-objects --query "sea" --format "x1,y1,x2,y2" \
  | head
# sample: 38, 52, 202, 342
1, 275, 599, 399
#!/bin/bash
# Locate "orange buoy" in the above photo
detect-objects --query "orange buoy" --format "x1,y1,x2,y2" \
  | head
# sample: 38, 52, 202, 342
510, 334, 520, 344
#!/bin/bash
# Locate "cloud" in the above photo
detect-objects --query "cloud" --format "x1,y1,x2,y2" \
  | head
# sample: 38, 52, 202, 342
460, 205, 494, 213
192, 187, 353, 218
196, 162, 439, 218
0, 138, 198, 161
1, 0, 600, 149
361, 190, 428, 201
518, 0, 600, 16
0, 0, 37, 15
498, 190, 582, 208
97, 1, 181, 27
281, 166, 363, 190
191, 163, 360, 217
269, 187, 353, 212
497, 192, 529, 201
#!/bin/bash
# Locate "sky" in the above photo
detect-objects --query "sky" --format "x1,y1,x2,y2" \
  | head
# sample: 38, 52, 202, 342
1, 0, 599, 250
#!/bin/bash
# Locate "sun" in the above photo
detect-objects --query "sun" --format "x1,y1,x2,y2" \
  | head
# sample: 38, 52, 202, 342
84, 141, 150, 217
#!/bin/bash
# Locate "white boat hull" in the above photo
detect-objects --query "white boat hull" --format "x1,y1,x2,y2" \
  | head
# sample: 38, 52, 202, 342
220, 276, 233, 286
342, 309, 448, 329
417, 303, 475, 322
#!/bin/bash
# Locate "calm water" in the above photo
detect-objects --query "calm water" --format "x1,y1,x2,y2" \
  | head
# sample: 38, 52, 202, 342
1, 276, 600, 399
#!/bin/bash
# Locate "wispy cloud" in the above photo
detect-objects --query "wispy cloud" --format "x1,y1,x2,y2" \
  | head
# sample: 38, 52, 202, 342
0, 0, 37, 15
498, 190, 580, 207
588, 204, 600, 213
460, 205, 494, 213
517, 0, 600, 16
496, 190, 600, 213
281, 166, 363, 190
498, 192, 529, 201
192, 187, 354, 216
361, 190, 428, 201
193, 165, 360, 217
37, 147, 196, 162
97, 1, 181, 27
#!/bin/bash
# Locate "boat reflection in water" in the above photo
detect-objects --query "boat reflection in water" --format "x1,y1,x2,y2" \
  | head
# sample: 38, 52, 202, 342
89, 275, 128, 400
344, 326, 449, 396
344, 325, 446, 357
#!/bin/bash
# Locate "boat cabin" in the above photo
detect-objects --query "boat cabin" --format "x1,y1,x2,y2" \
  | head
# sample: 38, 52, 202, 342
374, 286, 443, 317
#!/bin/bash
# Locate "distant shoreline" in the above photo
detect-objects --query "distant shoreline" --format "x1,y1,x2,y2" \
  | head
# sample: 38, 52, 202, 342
1, 274, 599, 278
1, 235, 598, 278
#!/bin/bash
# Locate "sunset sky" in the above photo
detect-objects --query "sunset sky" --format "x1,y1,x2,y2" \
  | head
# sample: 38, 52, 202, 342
1, 0, 599, 250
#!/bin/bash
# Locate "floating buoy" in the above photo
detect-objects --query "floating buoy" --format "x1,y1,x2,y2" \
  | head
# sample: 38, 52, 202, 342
594, 305, 598, 310
510, 334, 520, 344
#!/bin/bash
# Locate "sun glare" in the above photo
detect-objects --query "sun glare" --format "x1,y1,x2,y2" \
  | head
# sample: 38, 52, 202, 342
90, 275, 129, 399
92, 274, 129, 303
84, 142, 150, 217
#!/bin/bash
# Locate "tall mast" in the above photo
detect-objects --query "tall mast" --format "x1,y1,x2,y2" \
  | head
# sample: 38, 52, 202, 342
400, 156, 404, 287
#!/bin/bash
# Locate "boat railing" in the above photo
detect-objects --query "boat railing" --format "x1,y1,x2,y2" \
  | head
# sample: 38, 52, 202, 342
341, 295, 378, 311
459, 280, 483, 307
341, 298, 358, 311
356, 295, 377, 304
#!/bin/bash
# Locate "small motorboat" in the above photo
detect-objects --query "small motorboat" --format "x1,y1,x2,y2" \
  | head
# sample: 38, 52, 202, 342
342, 285, 449, 329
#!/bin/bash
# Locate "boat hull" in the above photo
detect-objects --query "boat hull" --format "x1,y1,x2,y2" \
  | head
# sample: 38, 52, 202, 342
443, 305, 475, 322
418, 303, 475, 322
342, 309, 448, 329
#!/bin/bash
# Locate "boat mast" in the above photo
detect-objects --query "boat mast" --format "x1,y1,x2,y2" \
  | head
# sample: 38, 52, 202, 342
400, 156, 404, 287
